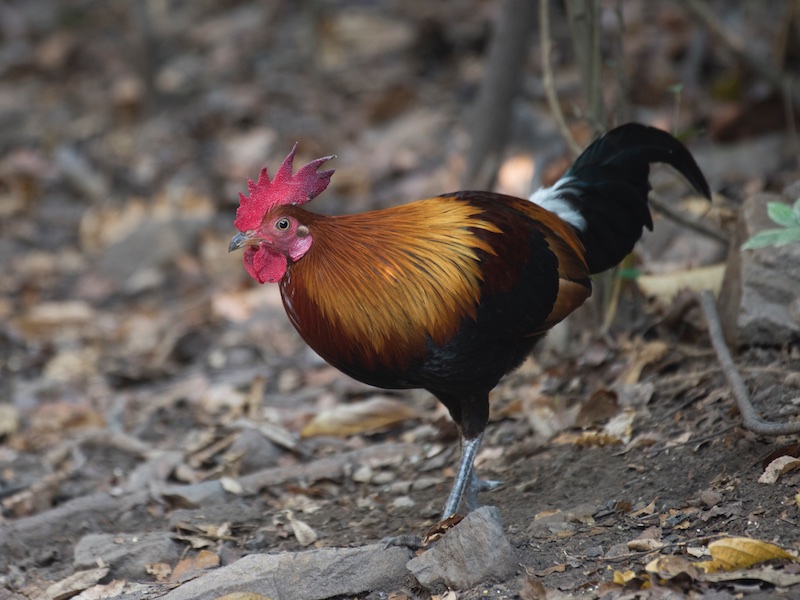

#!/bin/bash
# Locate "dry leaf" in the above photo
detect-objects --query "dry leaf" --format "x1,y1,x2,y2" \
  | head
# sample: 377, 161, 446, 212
0, 404, 20, 437
146, 562, 173, 582
758, 455, 800, 484
220, 476, 243, 494
78, 580, 129, 600
686, 546, 709, 558
14, 300, 95, 338
618, 340, 669, 385
612, 570, 637, 584
637, 264, 726, 303
645, 555, 699, 580
760, 442, 800, 470
287, 510, 318, 546
45, 567, 110, 600
574, 388, 619, 428
696, 537, 799, 573
170, 549, 220, 582
628, 498, 657, 517
554, 408, 633, 447
300, 396, 419, 438
603, 409, 634, 444
628, 538, 665, 552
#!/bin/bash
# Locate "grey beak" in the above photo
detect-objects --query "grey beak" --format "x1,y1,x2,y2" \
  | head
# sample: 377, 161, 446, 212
228, 231, 248, 252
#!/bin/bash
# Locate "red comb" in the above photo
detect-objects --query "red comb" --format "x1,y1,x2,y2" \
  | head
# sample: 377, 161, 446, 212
233, 143, 335, 231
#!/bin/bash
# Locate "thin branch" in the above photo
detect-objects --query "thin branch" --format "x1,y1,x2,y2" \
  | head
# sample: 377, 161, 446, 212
697, 290, 800, 436
649, 192, 731, 244
540, 0, 582, 158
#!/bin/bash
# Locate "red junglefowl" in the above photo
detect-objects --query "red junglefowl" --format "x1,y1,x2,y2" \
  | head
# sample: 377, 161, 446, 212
228, 123, 711, 519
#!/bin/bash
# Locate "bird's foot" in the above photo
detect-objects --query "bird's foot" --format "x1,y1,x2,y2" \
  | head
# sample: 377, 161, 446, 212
478, 478, 504, 492
464, 474, 504, 513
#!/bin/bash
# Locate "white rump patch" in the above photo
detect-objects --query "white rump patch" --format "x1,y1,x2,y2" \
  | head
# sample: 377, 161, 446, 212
528, 177, 587, 231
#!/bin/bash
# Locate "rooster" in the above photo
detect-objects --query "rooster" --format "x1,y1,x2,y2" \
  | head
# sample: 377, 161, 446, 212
228, 124, 710, 519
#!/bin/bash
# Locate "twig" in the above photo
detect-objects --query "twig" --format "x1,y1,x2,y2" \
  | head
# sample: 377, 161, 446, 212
648, 424, 740, 457
649, 191, 730, 244
697, 290, 800, 435
540, 0, 582, 158
596, 535, 720, 562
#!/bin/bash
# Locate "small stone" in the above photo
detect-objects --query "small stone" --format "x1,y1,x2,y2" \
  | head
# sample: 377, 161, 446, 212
699, 489, 723, 507
352, 464, 374, 483
371, 470, 396, 485
785, 372, 800, 389
406, 506, 517, 592
584, 545, 604, 558
392, 496, 415, 509
159, 544, 411, 600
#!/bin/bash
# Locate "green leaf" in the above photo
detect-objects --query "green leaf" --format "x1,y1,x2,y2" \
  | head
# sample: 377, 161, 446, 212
793, 198, 800, 222
618, 267, 640, 280
668, 83, 684, 94
742, 227, 800, 249
767, 202, 797, 227
772, 227, 800, 246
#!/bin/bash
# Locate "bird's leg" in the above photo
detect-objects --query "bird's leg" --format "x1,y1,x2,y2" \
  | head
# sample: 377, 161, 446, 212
464, 469, 504, 513
441, 432, 484, 519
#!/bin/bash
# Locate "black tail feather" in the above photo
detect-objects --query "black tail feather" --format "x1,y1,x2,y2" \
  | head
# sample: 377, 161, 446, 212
562, 123, 710, 274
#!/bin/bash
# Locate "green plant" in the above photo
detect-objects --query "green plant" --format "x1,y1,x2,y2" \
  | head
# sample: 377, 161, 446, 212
742, 198, 800, 249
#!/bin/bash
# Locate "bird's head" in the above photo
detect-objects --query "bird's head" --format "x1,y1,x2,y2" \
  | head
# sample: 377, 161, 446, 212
228, 144, 335, 283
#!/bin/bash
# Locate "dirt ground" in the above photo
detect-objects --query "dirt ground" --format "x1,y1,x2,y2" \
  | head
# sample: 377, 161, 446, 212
2, 1, 800, 599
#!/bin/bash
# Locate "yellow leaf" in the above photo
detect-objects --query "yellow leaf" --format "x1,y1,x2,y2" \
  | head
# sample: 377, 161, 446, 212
637, 263, 725, 303
618, 340, 669, 385
300, 396, 419, 438
696, 537, 799, 573
612, 570, 637, 584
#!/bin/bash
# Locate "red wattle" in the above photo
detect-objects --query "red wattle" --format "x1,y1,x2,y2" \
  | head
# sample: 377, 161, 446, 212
243, 245, 287, 284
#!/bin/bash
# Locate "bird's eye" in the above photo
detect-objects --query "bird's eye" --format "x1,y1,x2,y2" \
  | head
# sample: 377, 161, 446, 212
276, 218, 290, 231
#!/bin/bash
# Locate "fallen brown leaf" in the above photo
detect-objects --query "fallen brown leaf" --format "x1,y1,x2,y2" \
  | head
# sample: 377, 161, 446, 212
300, 396, 419, 438
170, 549, 220, 583
645, 555, 700, 580
45, 567, 110, 600
758, 455, 800, 484
146, 562, 173, 582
